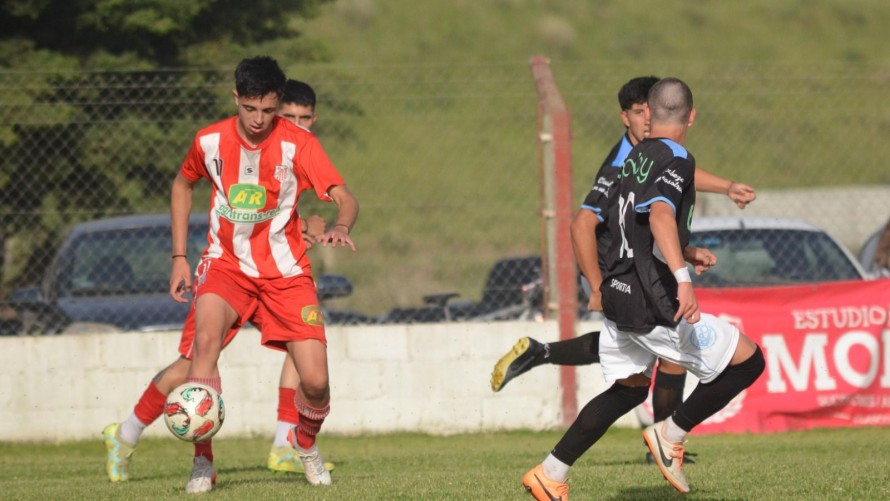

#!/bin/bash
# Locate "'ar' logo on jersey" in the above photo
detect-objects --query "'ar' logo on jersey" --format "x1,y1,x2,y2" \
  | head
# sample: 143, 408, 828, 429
228, 184, 267, 210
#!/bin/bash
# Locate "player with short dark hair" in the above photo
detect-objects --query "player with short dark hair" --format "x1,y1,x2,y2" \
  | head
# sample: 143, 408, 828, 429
266, 78, 335, 475
102, 74, 339, 489
102, 57, 357, 494
491, 77, 756, 464
522, 77, 764, 499
168, 55, 356, 491
279, 79, 318, 130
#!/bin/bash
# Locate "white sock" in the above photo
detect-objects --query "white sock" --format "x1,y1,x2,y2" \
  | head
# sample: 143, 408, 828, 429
663, 417, 688, 444
274, 421, 296, 447
118, 412, 148, 445
541, 453, 570, 483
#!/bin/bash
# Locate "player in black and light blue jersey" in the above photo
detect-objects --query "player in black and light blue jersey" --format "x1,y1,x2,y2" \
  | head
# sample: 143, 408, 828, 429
493, 76, 755, 426
523, 78, 765, 499
601, 136, 698, 332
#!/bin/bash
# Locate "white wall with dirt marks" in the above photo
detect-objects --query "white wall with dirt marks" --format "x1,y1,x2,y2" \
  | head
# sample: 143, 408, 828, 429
0, 320, 637, 443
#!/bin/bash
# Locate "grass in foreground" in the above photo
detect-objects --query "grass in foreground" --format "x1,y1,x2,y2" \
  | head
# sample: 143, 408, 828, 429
1, 427, 888, 500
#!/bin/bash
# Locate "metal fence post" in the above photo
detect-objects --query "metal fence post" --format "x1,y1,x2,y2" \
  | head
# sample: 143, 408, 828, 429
530, 55, 578, 425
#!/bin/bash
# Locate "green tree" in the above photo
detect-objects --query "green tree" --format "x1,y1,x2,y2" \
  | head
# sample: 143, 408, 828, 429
0, 0, 331, 290
0, 0, 329, 66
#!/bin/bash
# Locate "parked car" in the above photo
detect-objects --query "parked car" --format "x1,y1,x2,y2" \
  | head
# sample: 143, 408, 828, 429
855, 224, 890, 278
4, 214, 365, 335
377, 256, 552, 324
688, 216, 868, 287
380, 216, 869, 324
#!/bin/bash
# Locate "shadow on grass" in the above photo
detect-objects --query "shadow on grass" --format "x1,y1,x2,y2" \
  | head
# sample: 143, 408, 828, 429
610, 486, 747, 501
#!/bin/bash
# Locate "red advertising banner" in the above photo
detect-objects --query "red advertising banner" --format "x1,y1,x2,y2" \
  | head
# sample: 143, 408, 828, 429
679, 278, 890, 434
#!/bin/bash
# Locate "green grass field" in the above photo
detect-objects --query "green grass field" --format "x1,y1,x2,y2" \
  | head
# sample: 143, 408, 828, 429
2, 427, 887, 500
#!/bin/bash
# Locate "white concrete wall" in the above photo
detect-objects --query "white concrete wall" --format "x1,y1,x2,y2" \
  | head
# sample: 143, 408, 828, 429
0, 320, 634, 443
5, 186, 882, 443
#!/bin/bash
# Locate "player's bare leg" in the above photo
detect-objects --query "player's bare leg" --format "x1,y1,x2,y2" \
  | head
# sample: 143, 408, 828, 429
287, 339, 332, 485
184, 293, 237, 494
268, 354, 336, 474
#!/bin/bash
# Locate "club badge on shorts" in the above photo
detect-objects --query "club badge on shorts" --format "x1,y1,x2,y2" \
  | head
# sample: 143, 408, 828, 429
302, 305, 324, 326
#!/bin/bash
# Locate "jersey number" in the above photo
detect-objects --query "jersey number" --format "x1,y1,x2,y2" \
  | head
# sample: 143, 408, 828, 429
618, 193, 635, 259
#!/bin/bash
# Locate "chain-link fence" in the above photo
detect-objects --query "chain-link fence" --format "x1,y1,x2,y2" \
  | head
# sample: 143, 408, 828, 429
1, 60, 887, 333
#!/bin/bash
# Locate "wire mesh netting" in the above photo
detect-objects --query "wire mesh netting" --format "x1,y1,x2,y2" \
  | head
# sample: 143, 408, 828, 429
0, 61, 887, 334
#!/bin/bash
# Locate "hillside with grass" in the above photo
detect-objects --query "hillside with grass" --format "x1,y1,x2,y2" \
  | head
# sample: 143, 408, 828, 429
255, 0, 890, 315
294, 0, 888, 64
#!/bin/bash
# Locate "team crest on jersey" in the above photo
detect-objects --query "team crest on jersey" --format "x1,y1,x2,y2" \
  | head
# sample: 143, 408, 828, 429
274, 165, 291, 183
302, 305, 324, 326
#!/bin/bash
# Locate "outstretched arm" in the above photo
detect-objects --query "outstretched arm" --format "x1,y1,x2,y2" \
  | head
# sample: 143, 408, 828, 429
695, 167, 756, 209
317, 184, 359, 251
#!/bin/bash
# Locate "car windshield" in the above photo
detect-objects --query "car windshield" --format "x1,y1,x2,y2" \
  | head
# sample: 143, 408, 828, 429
59, 224, 208, 296
689, 228, 862, 287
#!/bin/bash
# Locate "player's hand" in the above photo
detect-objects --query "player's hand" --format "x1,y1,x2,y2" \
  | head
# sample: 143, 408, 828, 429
586, 289, 603, 312
316, 225, 356, 251
728, 181, 756, 209
683, 246, 717, 275
169, 259, 192, 303
674, 282, 700, 324
301, 215, 327, 249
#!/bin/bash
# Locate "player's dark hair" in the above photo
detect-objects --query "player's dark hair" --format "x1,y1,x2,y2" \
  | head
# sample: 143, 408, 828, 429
648, 77, 693, 123
617, 76, 659, 110
234, 56, 286, 99
282, 79, 317, 108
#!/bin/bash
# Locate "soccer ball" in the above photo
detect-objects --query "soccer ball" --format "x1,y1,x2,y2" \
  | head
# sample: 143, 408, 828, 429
164, 383, 225, 442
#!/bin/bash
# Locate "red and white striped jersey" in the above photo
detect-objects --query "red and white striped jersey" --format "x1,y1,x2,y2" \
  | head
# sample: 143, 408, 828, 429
180, 116, 345, 279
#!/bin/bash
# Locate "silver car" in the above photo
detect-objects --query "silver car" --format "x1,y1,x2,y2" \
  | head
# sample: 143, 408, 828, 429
688, 216, 869, 287
856, 224, 890, 278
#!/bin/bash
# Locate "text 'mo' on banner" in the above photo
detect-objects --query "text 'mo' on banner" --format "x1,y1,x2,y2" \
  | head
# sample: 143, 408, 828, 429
688, 278, 890, 434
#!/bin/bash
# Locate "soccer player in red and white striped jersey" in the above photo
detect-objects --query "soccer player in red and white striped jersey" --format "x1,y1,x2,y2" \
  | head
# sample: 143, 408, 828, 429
169, 56, 357, 491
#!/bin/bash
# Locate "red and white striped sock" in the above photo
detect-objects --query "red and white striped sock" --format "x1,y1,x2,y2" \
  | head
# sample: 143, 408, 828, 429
119, 381, 167, 444
294, 395, 329, 450
186, 376, 221, 461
